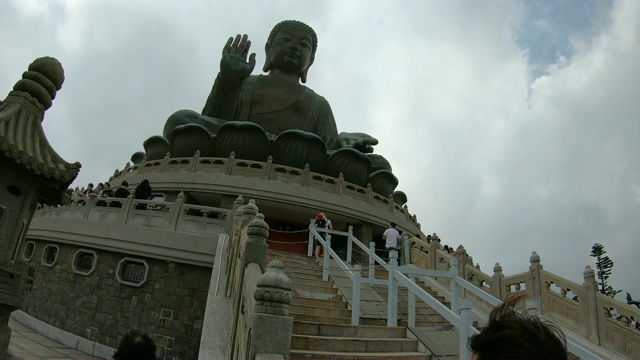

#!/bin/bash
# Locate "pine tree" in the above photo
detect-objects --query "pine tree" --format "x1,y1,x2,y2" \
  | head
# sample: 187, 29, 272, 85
590, 243, 621, 298
626, 292, 640, 308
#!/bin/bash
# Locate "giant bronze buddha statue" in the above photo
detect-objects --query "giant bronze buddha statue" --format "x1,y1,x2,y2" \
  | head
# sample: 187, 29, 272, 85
147, 20, 400, 197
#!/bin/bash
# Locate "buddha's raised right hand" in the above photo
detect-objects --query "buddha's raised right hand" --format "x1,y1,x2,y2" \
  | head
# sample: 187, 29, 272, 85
220, 34, 257, 81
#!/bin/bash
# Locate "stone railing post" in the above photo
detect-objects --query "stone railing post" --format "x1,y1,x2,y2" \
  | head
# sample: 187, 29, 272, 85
250, 260, 293, 360
427, 241, 437, 270
337, 173, 345, 195
231, 196, 245, 230
301, 164, 311, 187
82, 196, 96, 220
492, 263, 504, 300
454, 246, 468, 299
388, 194, 395, 212
582, 265, 601, 344
263, 156, 274, 181
121, 193, 135, 224
245, 214, 269, 272
190, 150, 201, 172
159, 152, 170, 172
366, 184, 373, 204
402, 234, 411, 266
225, 151, 236, 175
528, 251, 543, 305
168, 192, 185, 230
454, 246, 468, 278
241, 199, 259, 229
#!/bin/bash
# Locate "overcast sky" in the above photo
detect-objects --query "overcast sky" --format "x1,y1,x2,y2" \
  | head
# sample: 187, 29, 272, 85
2, 0, 638, 300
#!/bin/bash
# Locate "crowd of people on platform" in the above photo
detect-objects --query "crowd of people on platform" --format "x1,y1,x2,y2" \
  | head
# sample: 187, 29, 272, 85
607, 306, 640, 331
71, 180, 152, 201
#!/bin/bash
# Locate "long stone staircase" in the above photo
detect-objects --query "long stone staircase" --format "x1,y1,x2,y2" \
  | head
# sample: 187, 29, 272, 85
267, 250, 432, 360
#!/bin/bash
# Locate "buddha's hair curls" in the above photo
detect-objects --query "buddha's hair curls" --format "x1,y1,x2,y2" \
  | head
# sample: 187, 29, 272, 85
266, 20, 318, 60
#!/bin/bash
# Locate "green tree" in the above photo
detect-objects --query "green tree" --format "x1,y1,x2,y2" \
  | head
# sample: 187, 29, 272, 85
590, 243, 621, 298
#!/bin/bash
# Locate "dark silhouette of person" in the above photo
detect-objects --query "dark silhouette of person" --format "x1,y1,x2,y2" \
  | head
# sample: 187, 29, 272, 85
114, 181, 130, 198
135, 179, 152, 200
469, 294, 567, 359
113, 331, 157, 360
134, 179, 152, 210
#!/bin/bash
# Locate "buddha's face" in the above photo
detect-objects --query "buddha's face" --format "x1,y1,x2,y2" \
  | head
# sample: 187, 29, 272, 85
267, 27, 314, 76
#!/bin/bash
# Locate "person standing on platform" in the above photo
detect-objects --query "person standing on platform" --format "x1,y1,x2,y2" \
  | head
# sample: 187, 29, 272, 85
314, 212, 332, 257
382, 222, 400, 262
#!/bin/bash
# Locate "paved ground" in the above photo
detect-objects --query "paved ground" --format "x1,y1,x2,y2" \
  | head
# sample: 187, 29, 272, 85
8, 318, 102, 360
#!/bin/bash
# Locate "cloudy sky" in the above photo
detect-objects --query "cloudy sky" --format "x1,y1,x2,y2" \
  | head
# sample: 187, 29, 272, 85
2, 0, 639, 299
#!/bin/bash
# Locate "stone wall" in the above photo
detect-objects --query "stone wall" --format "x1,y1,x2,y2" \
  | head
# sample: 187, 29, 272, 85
16, 239, 210, 359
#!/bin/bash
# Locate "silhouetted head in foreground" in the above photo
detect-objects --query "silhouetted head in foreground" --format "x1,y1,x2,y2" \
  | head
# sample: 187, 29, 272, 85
469, 294, 567, 360
113, 331, 156, 360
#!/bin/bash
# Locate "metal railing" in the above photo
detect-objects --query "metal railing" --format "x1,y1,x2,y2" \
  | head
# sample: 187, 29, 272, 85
305, 223, 603, 360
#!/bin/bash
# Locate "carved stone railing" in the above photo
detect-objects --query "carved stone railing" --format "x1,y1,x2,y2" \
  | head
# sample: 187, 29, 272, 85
408, 238, 640, 359
209, 197, 292, 360
109, 153, 420, 227
33, 192, 228, 237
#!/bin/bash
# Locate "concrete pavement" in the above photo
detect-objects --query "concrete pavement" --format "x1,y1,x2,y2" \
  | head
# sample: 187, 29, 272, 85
8, 318, 101, 360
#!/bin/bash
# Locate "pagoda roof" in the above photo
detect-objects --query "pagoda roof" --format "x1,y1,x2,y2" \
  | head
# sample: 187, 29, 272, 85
0, 91, 80, 184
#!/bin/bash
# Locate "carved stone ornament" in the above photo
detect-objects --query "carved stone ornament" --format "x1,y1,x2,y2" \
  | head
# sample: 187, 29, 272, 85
247, 213, 269, 243
254, 260, 292, 316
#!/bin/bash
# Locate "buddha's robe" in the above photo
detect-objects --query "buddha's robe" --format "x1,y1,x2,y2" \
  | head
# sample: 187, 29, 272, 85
200, 74, 339, 149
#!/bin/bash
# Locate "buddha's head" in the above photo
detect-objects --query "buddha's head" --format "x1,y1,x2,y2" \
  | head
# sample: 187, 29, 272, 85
263, 20, 318, 83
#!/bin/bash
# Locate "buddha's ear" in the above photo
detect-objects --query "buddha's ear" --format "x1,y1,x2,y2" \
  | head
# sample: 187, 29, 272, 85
300, 57, 314, 84
263, 43, 271, 72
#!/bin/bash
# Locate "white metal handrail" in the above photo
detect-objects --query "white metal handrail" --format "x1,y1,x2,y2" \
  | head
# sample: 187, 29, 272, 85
305, 223, 602, 360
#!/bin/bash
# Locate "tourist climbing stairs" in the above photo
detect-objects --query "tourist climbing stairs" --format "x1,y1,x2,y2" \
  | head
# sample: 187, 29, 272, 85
266, 250, 432, 359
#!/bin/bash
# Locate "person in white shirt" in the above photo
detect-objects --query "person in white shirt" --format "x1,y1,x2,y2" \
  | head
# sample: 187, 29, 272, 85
382, 222, 400, 261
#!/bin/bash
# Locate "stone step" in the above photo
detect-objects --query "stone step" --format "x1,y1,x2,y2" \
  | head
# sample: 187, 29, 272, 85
287, 271, 325, 281
293, 321, 407, 338
290, 275, 330, 286
267, 253, 319, 266
291, 334, 419, 353
293, 289, 344, 302
292, 282, 338, 294
281, 265, 324, 276
290, 349, 431, 360
291, 312, 351, 325
290, 303, 352, 318
292, 296, 348, 309
373, 288, 446, 303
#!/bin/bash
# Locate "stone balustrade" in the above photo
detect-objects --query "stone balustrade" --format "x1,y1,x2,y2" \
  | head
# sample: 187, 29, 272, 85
109, 152, 419, 227
34, 192, 229, 237
409, 238, 640, 359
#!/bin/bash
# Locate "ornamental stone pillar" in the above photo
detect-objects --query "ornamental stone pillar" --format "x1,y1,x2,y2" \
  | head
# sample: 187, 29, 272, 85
492, 263, 504, 299
528, 251, 543, 305
250, 260, 293, 360
245, 214, 269, 272
582, 265, 601, 344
